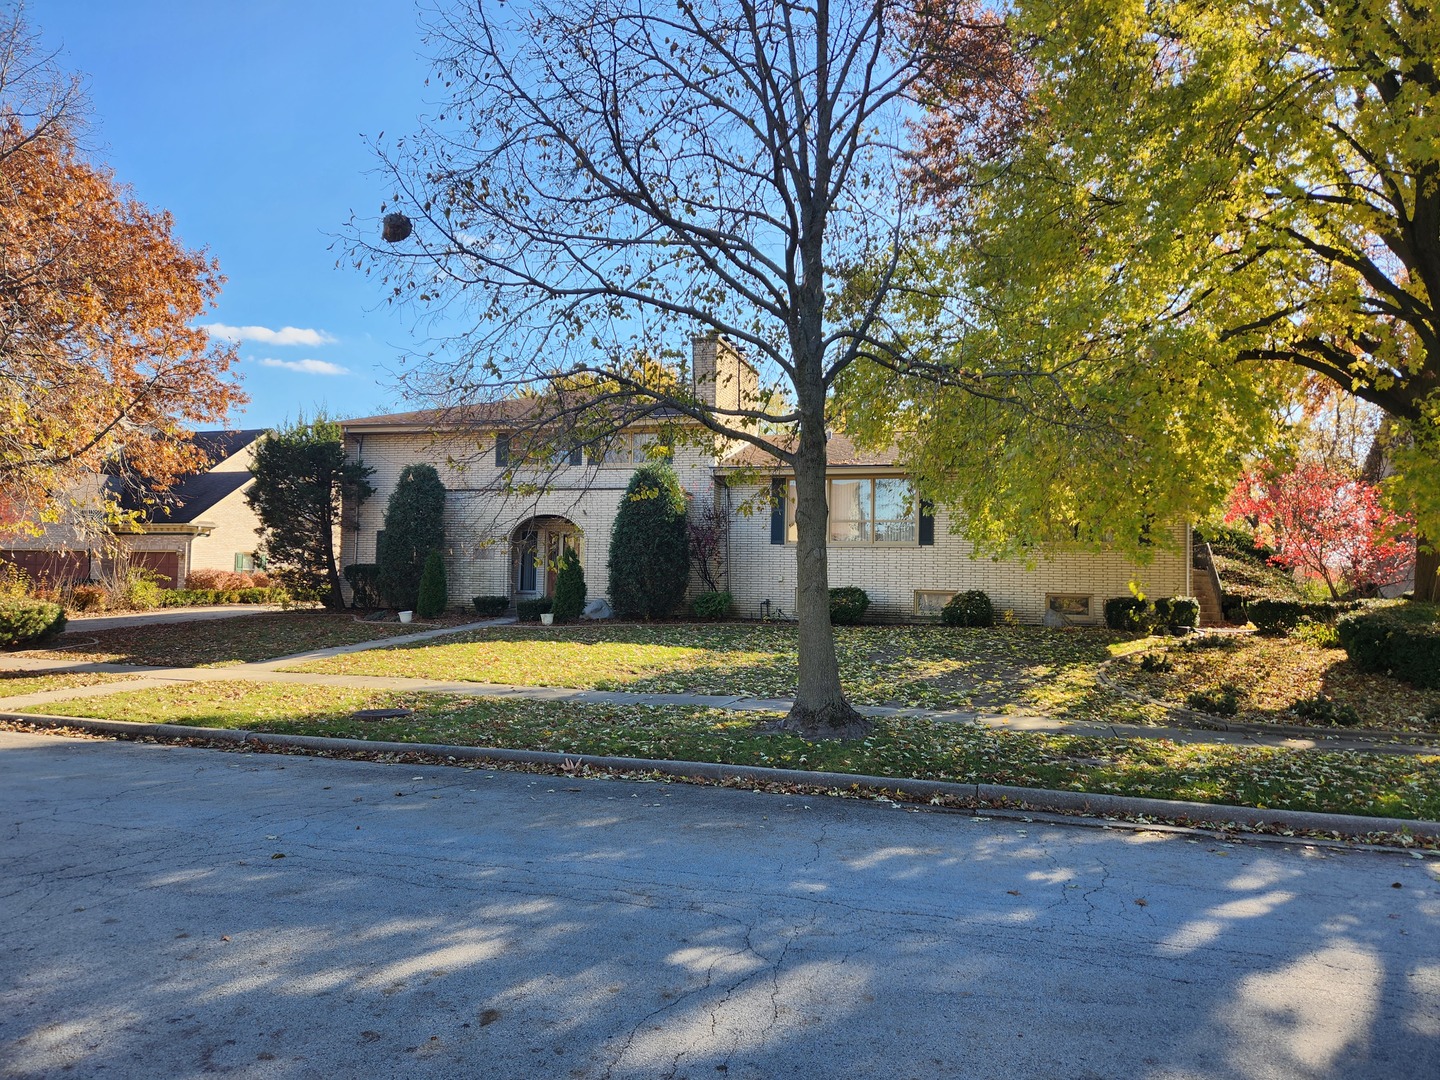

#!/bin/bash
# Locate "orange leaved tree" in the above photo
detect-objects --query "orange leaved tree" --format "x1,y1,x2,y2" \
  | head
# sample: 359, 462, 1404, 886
0, 9, 244, 529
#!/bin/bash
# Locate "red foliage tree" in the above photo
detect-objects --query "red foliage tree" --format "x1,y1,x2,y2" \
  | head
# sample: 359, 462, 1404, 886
1225, 463, 1414, 599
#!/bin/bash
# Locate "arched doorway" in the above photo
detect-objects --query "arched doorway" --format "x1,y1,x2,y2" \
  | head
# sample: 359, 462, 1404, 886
511, 516, 579, 599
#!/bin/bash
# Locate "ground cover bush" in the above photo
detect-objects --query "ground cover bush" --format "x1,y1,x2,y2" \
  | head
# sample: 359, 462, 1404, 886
1114, 630, 1440, 732
692, 591, 732, 619
34, 682, 1440, 822
1337, 603, 1440, 690
1152, 597, 1199, 632
1185, 684, 1241, 717
0, 600, 66, 646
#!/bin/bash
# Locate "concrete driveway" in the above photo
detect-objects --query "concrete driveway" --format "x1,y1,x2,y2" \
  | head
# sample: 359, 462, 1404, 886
2, 731, 1437, 1079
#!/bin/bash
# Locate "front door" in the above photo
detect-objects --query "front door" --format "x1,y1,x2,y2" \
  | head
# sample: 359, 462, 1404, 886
514, 525, 577, 598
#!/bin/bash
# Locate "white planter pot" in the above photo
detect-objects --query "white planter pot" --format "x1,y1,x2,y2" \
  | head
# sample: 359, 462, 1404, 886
540, 612, 555, 625
398, 610, 414, 624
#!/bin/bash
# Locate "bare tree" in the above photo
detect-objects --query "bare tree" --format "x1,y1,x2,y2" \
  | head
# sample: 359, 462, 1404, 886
351, 0, 1010, 737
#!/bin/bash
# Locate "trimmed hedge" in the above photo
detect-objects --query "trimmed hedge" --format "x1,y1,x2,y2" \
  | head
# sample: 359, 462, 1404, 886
692, 590, 732, 619
158, 587, 290, 608
1104, 597, 1149, 631
1153, 596, 1200, 631
1105, 595, 1201, 633
1336, 604, 1440, 690
941, 590, 994, 628
516, 597, 553, 622
472, 595, 510, 617
1245, 597, 1365, 635
829, 587, 870, 625
0, 600, 66, 647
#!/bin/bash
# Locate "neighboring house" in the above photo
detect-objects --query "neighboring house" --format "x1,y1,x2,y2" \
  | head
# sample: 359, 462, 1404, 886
340, 337, 1193, 623
0, 429, 268, 588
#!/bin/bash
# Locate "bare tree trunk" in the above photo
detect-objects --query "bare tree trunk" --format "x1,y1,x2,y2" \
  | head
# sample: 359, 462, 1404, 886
320, 506, 344, 611
1416, 539, 1439, 602
778, 362, 868, 738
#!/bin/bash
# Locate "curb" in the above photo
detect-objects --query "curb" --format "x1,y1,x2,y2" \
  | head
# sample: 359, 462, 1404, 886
8, 711, 1438, 841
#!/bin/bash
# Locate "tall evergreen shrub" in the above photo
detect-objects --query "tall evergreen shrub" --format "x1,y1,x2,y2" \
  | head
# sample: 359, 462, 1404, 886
608, 463, 689, 618
551, 549, 587, 622
416, 550, 449, 618
377, 464, 447, 610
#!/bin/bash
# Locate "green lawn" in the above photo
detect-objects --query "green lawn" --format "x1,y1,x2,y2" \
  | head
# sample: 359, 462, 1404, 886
0, 671, 134, 698
283, 623, 1163, 722
20, 613, 430, 668
30, 680, 1440, 823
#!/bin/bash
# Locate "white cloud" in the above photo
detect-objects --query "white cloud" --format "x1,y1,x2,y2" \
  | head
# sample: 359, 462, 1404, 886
204, 323, 337, 347
257, 357, 351, 376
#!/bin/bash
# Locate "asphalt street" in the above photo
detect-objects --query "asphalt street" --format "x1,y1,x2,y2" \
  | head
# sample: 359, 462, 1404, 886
2, 730, 1438, 1079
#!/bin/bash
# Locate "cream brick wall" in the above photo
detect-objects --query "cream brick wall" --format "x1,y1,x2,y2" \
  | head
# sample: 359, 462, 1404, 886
343, 425, 1191, 620
343, 430, 716, 608
722, 481, 1191, 624
188, 484, 264, 574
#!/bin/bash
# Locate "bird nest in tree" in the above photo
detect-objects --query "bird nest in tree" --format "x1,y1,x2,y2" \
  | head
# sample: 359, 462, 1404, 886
382, 212, 413, 243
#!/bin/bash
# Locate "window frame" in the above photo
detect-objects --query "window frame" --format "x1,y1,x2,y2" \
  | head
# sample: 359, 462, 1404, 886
784, 475, 920, 547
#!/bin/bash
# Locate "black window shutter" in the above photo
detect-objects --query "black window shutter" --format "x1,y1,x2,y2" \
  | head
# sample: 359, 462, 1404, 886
770, 478, 786, 544
568, 445, 583, 466
495, 434, 510, 467
919, 500, 935, 546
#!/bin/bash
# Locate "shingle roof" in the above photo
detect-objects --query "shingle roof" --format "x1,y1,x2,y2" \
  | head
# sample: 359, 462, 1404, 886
110, 428, 264, 523
342, 400, 690, 431
718, 434, 899, 470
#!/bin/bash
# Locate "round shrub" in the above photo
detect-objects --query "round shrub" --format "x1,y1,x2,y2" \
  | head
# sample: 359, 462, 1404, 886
1153, 596, 1199, 631
692, 590, 732, 619
550, 550, 587, 623
829, 587, 870, 625
608, 464, 689, 619
941, 590, 994, 628
0, 600, 66, 647
1103, 596, 1149, 631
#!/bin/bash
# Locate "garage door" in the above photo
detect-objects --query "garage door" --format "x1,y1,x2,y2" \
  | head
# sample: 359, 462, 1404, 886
0, 550, 91, 586
130, 551, 180, 588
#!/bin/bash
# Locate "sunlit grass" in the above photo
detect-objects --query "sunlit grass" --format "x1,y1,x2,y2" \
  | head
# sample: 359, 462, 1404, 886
32, 681, 1440, 821
283, 623, 1146, 720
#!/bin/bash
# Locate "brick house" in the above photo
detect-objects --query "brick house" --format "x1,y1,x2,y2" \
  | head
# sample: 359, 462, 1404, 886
0, 429, 268, 588
340, 337, 1192, 623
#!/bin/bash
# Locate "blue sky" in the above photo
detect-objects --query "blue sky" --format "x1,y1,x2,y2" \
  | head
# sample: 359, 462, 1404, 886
34, 0, 443, 428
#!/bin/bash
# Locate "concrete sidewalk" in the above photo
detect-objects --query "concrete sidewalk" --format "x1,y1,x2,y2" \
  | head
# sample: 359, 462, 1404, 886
3, 639, 1438, 755
5, 611, 1439, 755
